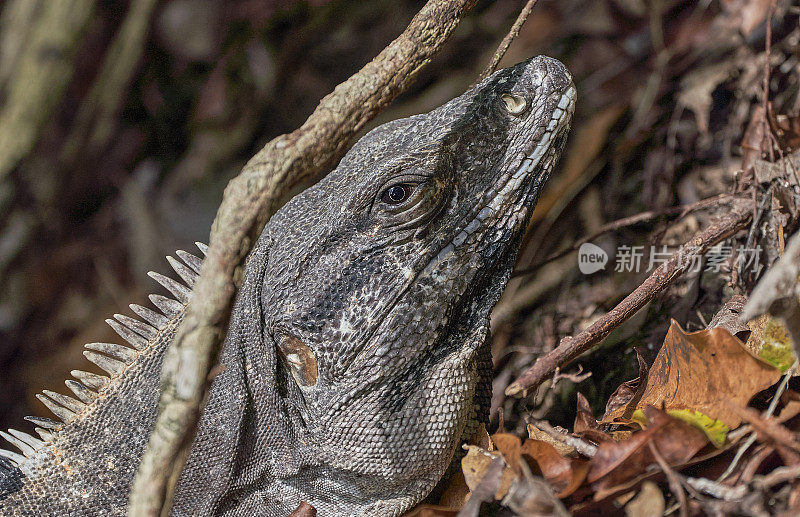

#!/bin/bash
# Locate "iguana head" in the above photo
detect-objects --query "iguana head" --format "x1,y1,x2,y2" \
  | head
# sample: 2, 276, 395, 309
182, 56, 575, 514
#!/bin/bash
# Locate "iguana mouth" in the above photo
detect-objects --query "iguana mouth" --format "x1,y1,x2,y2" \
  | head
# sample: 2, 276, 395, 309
523, 84, 576, 170
441, 83, 576, 260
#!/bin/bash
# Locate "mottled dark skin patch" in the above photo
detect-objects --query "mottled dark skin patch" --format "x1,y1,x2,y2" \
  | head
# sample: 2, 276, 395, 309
0, 459, 23, 500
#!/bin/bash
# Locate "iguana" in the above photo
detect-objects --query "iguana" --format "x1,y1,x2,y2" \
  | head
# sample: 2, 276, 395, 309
0, 55, 574, 515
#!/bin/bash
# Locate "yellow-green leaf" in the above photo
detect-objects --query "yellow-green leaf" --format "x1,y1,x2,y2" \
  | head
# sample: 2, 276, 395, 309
666, 409, 729, 447
630, 408, 729, 447
758, 317, 796, 373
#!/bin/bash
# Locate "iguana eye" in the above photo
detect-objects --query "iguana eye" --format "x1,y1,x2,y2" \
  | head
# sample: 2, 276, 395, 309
380, 183, 415, 205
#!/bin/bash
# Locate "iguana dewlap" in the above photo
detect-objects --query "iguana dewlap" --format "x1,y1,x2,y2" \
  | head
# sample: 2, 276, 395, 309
0, 56, 574, 516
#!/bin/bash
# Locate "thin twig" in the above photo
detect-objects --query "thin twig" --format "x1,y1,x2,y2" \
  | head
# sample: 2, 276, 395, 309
479, 0, 538, 81
506, 197, 753, 397
649, 441, 688, 517
686, 476, 747, 501
550, 365, 592, 387
512, 194, 733, 276
128, 1, 478, 515
753, 464, 800, 488
745, 185, 772, 251
530, 419, 598, 457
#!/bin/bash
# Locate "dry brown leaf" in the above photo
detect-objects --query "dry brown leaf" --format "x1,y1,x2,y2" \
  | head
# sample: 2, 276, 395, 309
588, 406, 709, 492
461, 433, 589, 504
436, 467, 470, 510
574, 392, 599, 434
528, 423, 577, 456
461, 445, 517, 500
521, 439, 590, 498
492, 432, 525, 475
602, 349, 649, 424
604, 320, 781, 428
436, 424, 493, 509
575, 392, 618, 445
607, 430, 634, 442
583, 436, 737, 506
624, 481, 665, 517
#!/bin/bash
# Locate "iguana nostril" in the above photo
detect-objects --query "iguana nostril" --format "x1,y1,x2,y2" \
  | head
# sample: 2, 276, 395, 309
500, 93, 528, 115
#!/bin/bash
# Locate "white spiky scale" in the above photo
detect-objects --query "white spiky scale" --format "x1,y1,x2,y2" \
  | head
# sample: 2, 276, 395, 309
42, 390, 85, 414
8, 429, 45, 452
0, 246, 204, 500
34, 427, 55, 442
149, 294, 182, 317
83, 351, 126, 376
114, 313, 157, 341
195, 241, 208, 255
0, 430, 36, 457
176, 249, 202, 274
105, 318, 148, 350
65, 379, 97, 404
148, 272, 191, 303
24, 415, 62, 431
0, 447, 25, 466
129, 303, 169, 328
35, 394, 76, 423
85, 342, 137, 363
70, 370, 109, 391
167, 255, 198, 286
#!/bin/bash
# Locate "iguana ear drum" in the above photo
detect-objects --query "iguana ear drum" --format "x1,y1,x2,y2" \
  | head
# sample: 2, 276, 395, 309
277, 335, 318, 387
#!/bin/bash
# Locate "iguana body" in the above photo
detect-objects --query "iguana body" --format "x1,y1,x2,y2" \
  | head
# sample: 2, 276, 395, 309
0, 56, 574, 515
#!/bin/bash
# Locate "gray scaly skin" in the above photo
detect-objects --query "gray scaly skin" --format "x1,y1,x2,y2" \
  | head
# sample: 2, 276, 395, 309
0, 55, 574, 515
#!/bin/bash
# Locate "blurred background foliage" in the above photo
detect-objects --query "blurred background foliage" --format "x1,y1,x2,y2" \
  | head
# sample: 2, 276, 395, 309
0, 0, 797, 439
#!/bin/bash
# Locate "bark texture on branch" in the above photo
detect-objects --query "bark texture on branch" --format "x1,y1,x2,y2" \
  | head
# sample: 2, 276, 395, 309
128, 0, 477, 515
506, 197, 754, 398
